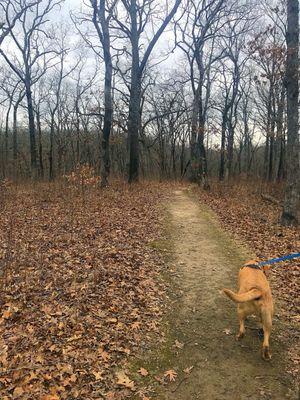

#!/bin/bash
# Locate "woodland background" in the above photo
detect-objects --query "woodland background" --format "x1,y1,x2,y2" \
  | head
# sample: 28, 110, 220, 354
0, 1, 298, 195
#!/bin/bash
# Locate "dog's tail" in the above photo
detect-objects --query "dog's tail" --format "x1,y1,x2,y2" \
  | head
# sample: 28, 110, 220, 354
223, 288, 262, 303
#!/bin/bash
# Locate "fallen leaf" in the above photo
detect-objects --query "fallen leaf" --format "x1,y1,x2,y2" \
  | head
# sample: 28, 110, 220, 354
138, 367, 149, 376
183, 366, 194, 374
116, 371, 135, 389
93, 371, 103, 380
13, 387, 24, 397
42, 395, 60, 400
174, 339, 184, 349
131, 321, 141, 330
164, 369, 177, 382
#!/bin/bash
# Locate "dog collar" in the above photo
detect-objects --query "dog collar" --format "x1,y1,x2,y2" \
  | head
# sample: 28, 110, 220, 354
242, 264, 262, 271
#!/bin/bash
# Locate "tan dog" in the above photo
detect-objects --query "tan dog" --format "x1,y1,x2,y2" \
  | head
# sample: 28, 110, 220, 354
223, 260, 274, 360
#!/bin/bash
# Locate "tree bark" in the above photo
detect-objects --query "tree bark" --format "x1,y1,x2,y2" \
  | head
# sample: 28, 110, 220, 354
219, 113, 226, 181
190, 84, 201, 183
91, 0, 114, 187
37, 111, 44, 179
126, 0, 181, 183
281, 0, 300, 225
25, 78, 37, 176
128, 1, 141, 183
100, 47, 113, 187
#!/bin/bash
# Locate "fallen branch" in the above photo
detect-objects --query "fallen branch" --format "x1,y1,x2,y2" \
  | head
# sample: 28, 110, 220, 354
261, 194, 282, 207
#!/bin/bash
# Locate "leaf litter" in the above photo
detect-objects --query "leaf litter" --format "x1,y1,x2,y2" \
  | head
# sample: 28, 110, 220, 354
0, 181, 170, 399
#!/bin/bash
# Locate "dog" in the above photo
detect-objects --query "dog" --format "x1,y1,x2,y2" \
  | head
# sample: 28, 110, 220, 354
223, 260, 274, 360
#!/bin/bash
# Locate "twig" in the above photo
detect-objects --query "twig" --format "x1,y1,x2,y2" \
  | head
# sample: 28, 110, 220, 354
171, 377, 188, 393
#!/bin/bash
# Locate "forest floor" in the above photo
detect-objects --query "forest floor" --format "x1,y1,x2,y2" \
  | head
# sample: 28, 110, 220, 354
133, 189, 299, 400
0, 180, 299, 399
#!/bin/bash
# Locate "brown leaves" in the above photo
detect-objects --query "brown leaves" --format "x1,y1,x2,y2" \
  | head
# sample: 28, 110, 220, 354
116, 371, 135, 389
0, 182, 168, 398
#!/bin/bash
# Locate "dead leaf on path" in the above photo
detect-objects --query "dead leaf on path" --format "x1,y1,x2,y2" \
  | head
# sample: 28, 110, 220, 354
223, 328, 231, 335
174, 339, 184, 349
116, 371, 135, 389
164, 369, 177, 382
138, 367, 149, 376
183, 366, 194, 374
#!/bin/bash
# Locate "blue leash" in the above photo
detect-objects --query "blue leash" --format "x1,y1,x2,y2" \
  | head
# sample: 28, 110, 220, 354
257, 252, 300, 267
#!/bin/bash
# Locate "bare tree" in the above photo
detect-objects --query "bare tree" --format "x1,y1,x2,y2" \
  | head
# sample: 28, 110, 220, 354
89, 0, 115, 187
175, 0, 230, 188
113, 0, 182, 183
0, 0, 63, 176
0, 0, 40, 46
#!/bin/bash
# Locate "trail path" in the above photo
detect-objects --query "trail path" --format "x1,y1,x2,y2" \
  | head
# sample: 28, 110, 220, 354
152, 190, 297, 400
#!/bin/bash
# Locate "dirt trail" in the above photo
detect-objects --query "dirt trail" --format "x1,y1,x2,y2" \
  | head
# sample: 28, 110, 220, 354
154, 190, 298, 399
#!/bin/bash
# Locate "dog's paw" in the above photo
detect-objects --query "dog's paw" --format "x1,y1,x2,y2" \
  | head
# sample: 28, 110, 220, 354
236, 332, 245, 341
262, 346, 272, 361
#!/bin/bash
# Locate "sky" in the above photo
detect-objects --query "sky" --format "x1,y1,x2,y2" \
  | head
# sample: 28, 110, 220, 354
52, 0, 181, 73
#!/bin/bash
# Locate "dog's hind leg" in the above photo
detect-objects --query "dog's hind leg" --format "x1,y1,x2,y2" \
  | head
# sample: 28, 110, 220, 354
261, 308, 272, 360
236, 306, 246, 340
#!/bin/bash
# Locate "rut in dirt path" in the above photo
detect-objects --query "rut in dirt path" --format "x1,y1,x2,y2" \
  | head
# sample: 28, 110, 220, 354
156, 190, 297, 400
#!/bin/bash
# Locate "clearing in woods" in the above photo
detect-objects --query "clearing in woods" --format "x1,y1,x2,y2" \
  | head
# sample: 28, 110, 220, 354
144, 189, 298, 399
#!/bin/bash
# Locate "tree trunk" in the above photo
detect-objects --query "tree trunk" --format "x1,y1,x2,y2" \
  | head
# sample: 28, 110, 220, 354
4, 104, 12, 177
219, 113, 226, 181
49, 117, 55, 181
268, 93, 276, 181
281, 0, 300, 225
180, 139, 185, 178
37, 111, 44, 179
190, 84, 201, 183
97, 0, 113, 188
25, 78, 37, 176
226, 121, 234, 180
12, 103, 18, 178
276, 87, 285, 181
127, 9, 141, 184
198, 113, 210, 189
12, 94, 23, 171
